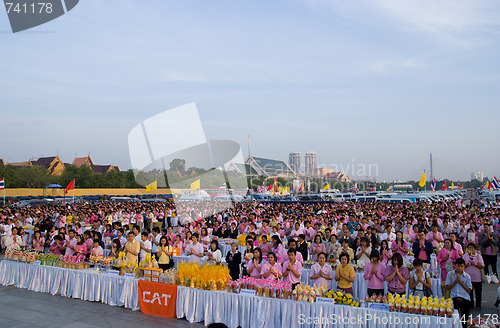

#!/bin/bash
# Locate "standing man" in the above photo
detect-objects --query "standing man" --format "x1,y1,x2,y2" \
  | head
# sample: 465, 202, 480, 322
412, 230, 434, 264
124, 232, 140, 264
139, 231, 152, 262
186, 233, 204, 264
446, 258, 472, 328
478, 224, 498, 276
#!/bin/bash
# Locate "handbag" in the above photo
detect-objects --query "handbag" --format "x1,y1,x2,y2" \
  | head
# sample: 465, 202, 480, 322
423, 271, 433, 297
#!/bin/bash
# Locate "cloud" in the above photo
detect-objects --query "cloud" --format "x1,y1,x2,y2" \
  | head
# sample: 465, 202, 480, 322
367, 57, 425, 73
301, 0, 500, 45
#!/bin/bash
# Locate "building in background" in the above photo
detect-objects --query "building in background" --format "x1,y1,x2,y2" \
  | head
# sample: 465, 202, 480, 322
72, 155, 120, 174
326, 172, 351, 182
289, 151, 301, 176
316, 168, 333, 177
305, 151, 317, 177
245, 156, 295, 178
471, 171, 484, 181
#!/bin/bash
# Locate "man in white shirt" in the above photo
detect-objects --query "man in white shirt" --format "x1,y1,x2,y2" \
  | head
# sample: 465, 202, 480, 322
151, 227, 161, 257
1, 218, 14, 252
186, 233, 204, 264
139, 232, 152, 262
380, 224, 396, 243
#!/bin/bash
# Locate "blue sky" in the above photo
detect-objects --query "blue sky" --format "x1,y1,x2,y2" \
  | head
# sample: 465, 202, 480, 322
1, 0, 499, 181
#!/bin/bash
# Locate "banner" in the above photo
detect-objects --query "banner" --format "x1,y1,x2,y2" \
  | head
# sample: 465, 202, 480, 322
138, 280, 177, 318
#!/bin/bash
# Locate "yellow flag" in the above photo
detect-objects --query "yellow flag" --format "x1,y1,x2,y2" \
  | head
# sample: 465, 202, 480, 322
323, 184, 330, 190
190, 179, 200, 190
419, 172, 426, 187
386, 186, 391, 191
145, 180, 157, 191
451, 182, 454, 190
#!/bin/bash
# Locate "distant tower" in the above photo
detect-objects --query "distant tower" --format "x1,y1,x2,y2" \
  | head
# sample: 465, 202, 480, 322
289, 151, 301, 176
305, 151, 317, 177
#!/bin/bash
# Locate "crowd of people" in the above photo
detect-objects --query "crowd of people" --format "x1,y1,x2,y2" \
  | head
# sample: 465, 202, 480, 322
0, 194, 499, 323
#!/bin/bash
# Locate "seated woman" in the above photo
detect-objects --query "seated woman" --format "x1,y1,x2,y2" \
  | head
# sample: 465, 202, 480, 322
110, 239, 122, 258
409, 258, 433, 297
207, 240, 222, 265
246, 248, 263, 278
49, 235, 65, 255
310, 252, 333, 289
310, 235, 326, 262
363, 249, 386, 297
384, 252, 409, 296
91, 239, 104, 257
261, 252, 282, 280
74, 235, 88, 257
335, 253, 355, 295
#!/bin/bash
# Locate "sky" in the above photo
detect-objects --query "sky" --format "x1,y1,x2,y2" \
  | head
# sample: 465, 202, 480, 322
1, 0, 500, 182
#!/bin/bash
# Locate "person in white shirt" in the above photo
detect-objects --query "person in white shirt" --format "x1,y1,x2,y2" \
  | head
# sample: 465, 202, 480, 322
151, 227, 161, 257
1, 218, 14, 252
187, 233, 204, 264
5, 227, 22, 251
139, 232, 152, 262
380, 225, 396, 243
207, 240, 222, 265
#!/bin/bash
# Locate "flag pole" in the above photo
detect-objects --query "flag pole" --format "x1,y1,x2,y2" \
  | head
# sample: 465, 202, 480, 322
424, 169, 427, 194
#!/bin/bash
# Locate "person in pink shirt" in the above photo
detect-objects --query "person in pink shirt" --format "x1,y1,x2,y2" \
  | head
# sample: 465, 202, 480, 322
57, 215, 66, 229
391, 231, 409, 256
91, 239, 103, 257
260, 235, 272, 258
75, 223, 83, 235
49, 235, 64, 255
310, 235, 326, 262
310, 253, 333, 289
271, 235, 284, 261
379, 240, 393, 265
304, 221, 315, 242
283, 249, 303, 290
247, 248, 264, 278
259, 220, 271, 236
32, 231, 45, 252
426, 224, 444, 248
74, 235, 87, 256
279, 240, 304, 265
64, 230, 78, 256
290, 222, 303, 241
200, 228, 210, 252
363, 249, 386, 297
173, 235, 184, 254
261, 252, 282, 280
450, 233, 464, 256
464, 243, 485, 310
437, 239, 460, 282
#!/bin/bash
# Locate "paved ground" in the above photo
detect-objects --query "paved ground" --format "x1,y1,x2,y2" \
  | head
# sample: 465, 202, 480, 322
0, 264, 498, 328
0, 284, 202, 328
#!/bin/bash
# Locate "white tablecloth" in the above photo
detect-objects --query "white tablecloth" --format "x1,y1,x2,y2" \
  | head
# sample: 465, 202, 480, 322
176, 286, 460, 328
302, 269, 442, 300
0, 260, 140, 310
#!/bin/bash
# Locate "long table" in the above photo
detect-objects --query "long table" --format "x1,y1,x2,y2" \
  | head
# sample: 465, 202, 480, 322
176, 286, 460, 328
301, 269, 442, 299
0, 260, 457, 328
0, 260, 139, 310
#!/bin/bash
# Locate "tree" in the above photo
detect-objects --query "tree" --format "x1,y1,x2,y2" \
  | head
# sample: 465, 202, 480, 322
169, 159, 186, 172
